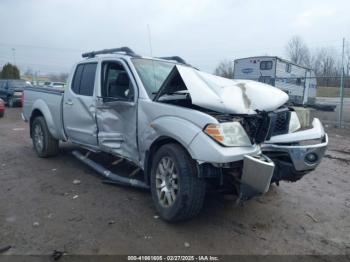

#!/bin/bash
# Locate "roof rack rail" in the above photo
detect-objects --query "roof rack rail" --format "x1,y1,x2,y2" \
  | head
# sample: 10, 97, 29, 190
157, 56, 188, 65
82, 47, 137, 58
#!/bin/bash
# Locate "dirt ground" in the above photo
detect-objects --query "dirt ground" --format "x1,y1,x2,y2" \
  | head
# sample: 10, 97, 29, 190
0, 107, 350, 255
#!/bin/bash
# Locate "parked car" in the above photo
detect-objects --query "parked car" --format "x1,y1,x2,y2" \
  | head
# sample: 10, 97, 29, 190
22, 47, 328, 221
0, 79, 28, 107
44, 81, 66, 89
0, 98, 5, 117
52, 82, 66, 88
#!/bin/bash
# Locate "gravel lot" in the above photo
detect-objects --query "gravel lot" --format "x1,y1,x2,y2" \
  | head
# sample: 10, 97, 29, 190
0, 107, 349, 255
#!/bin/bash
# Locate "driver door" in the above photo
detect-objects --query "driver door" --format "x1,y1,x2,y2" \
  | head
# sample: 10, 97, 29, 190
96, 60, 139, 163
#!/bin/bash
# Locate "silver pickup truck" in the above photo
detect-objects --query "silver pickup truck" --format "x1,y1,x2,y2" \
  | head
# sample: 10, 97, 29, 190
22, 47, 328, 221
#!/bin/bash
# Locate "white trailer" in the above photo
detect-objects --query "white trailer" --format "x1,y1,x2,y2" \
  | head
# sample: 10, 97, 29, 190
233, 56, 317, 105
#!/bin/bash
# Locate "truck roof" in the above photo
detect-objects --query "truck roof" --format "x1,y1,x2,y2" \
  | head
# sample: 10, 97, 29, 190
81, 47, 189, 66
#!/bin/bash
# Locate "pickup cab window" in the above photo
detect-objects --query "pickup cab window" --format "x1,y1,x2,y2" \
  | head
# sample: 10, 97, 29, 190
71, 63, 97, 96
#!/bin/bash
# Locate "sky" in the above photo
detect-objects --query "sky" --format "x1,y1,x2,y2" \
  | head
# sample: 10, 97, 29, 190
0, 0, 349, 75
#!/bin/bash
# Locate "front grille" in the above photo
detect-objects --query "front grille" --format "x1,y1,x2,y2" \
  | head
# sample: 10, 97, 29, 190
270, 110, 291, 136
243, 113, 269, 144
204, 107, 291, 144
243, 108, 290, 143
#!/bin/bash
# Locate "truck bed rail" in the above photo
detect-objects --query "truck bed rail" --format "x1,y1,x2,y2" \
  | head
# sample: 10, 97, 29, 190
25, 86, 64, 95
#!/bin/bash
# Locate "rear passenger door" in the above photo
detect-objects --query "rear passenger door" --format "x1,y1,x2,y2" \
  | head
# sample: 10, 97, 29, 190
63, 62, 99, 148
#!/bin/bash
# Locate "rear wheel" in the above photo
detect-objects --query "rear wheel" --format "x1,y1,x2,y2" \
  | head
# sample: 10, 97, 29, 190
0, 111, 4, 118
31, 116, 59, 157
8, 97, 15, 107
150, 143, 206, 222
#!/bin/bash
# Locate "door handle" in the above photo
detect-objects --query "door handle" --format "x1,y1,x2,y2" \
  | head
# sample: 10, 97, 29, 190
65, 99, 73, 106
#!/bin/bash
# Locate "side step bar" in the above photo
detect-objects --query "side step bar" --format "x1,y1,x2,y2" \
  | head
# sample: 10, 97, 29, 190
72, 150, 150, 190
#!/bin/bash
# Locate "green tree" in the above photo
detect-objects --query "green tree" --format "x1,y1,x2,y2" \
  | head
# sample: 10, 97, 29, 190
1, 63, 20, 79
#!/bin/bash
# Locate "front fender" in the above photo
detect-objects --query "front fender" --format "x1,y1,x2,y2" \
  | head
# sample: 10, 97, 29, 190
150, 116, 202, 150
188, 131, 260, 163
142, 115, 261, 165
139, 116, 202, 162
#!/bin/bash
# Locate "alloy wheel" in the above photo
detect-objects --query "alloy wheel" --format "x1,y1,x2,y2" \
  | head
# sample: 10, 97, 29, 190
33, 124, 44, 152
155, 156, 179, 207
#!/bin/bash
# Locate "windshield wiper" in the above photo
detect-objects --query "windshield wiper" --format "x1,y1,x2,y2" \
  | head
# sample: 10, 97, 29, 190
152, 90, 188, 96
164, 90, 189, 96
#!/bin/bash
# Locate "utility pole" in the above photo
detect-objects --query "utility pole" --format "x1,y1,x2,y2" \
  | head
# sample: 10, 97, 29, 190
11, 48, 16, 65
338, 38, 345, 128
34, 71, 38, 85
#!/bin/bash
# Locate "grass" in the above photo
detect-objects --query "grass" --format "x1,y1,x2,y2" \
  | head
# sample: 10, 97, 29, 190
317, 86, 350, 98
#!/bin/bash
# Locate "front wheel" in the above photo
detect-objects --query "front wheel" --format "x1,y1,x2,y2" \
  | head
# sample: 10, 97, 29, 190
150, 143, 206, 222
31, 116, 59, 157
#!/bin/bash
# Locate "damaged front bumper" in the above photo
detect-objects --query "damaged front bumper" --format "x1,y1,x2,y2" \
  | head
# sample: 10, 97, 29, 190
239, 154, 275, 200
261, 118, 328, 183
262, 134, 328, 171
194, 118, 328, 201
233, 118, 327, 201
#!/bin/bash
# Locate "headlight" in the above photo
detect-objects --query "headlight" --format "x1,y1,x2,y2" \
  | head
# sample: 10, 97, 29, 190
289, 111, 301, 133
204, 122, 252, 147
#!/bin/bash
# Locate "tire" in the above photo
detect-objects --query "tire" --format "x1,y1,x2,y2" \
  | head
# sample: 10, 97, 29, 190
0, 111, 4, 118
31, 116, 59, 157
150, 143, 206, 222
8, 97, 15, 108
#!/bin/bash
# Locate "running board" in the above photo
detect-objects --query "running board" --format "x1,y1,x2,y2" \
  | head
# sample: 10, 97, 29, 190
72, 150, 150, 190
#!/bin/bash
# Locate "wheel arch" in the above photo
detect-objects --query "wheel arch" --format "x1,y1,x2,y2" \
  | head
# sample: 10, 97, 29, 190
29, 109, 44, 138
143, 136, 192, 185
29, 100, 59, 139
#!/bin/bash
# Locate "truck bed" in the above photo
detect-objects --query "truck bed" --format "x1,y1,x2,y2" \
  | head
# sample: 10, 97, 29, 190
22, 86, 66, 140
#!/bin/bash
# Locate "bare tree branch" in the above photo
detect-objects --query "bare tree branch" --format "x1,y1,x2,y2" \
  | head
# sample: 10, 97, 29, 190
285, 36, 311, 67
213, 60, 234, 79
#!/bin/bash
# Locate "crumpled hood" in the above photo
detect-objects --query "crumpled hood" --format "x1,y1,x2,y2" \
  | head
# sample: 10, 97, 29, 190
176, 65, 289, 114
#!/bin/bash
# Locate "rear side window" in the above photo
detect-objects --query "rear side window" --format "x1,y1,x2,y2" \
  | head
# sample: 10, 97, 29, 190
9, 80, 27, 88
260, 61, 273, 70
72, 64, 84, 94
71, 63, 97, 96
80, 63, 97, 96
